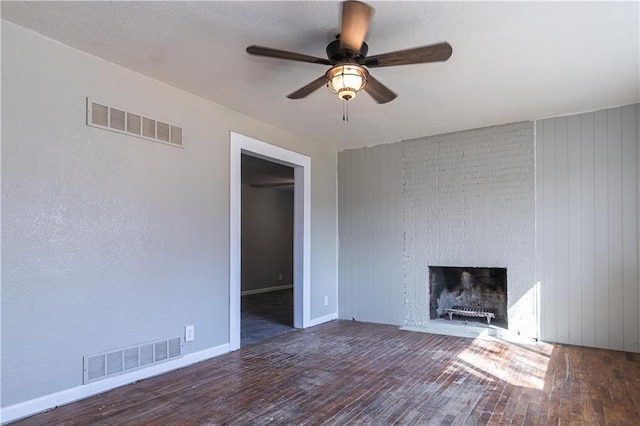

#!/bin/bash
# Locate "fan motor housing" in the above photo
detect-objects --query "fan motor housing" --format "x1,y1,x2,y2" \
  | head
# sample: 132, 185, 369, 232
326, 38, 368, 63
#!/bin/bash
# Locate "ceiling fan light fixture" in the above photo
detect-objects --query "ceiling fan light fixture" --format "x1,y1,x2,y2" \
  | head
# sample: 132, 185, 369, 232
326, 64, 368, 101
246, 1, 451, 107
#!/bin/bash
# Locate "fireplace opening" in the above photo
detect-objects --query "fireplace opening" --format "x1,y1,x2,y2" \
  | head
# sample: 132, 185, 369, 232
429, 266, 507, 328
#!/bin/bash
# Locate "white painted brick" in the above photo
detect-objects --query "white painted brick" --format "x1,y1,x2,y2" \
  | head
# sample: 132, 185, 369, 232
402, 122, 537, 338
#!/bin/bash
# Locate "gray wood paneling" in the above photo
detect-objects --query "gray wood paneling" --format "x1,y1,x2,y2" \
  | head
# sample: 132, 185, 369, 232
637, 104, 640, 350
541, 119, 557, 341
337, 150, 350, 317
338, 143, 404, 325
608, 107, 624, 351
568, 114, 582, 345
535, 121, 545, 340
594, 109, 610, 348
556, 116, 570, 343
537, 104, 640, 352
622, 104, 639, 352
580, 112, 596, 348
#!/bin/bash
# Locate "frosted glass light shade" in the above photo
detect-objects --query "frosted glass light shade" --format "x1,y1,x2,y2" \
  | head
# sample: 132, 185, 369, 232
326, 65, 367, 101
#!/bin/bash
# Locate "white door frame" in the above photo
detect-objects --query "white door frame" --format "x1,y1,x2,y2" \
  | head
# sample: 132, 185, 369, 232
229, 132, 311, 351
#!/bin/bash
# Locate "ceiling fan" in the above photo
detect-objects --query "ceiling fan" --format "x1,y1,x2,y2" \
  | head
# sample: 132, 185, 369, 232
246, 0, 452, 106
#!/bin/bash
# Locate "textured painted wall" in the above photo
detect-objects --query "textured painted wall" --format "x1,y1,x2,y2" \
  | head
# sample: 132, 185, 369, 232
1, 21, 337, 407
241, 185, 294, 291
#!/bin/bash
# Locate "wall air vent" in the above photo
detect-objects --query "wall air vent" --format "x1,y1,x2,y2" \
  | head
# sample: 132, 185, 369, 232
86, 98, 184, 148
83, 337, 182, 384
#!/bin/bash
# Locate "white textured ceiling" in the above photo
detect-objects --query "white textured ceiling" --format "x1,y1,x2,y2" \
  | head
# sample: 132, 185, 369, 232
2, 1, 638, 150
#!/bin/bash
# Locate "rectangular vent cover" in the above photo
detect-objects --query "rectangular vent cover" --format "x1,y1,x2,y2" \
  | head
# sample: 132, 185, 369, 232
84, 337, 182, 384
86, 98, 183, 148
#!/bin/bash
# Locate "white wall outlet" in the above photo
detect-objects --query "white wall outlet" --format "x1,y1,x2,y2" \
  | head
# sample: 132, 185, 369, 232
324, 296, 329, 306
279, 274, 283, 281
185, 325, 195, 342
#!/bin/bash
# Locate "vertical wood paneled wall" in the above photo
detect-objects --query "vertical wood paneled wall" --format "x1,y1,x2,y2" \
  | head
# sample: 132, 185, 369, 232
536, 104, 640, 352
338, 143, 404, 325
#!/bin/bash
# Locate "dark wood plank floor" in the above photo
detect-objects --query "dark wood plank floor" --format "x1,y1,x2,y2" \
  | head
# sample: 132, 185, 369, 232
12, 320, 640, 425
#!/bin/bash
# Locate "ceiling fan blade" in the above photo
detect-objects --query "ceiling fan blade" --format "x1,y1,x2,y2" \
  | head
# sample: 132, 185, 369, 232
363, 74, 396, 104
287, 75, 328, 99
247, 45, 331, 65
365, 42, 453, 68
340, 1, 374, 53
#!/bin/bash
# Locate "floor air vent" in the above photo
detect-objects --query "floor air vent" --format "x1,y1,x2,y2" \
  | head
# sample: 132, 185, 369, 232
83, 337, 182, 384
86, 98, 183, 148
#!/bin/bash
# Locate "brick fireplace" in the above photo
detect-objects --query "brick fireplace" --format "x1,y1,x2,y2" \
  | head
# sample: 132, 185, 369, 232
403, 122, 537, 339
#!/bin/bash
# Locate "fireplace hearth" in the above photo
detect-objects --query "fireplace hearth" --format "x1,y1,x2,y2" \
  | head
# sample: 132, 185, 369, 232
429, 266, 507, 327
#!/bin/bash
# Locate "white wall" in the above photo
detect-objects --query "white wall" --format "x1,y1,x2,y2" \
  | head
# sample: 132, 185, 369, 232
1, 21, 337, 410
536, 105, 640, 352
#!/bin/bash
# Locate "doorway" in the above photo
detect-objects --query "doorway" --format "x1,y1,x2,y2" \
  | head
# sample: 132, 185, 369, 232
240, 154, 294, 346
229, 132, 311, 351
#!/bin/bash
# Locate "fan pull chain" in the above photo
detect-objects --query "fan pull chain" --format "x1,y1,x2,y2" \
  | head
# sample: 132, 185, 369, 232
342, 99, 349, 122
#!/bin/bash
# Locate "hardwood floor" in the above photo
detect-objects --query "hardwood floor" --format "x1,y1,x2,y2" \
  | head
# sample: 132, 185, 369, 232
12, 320, 640, 425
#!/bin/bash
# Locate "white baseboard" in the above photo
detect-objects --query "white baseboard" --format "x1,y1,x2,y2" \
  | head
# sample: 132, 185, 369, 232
306, 312, 338, 327
241, 284, 292, 296
0, 343, 230, 424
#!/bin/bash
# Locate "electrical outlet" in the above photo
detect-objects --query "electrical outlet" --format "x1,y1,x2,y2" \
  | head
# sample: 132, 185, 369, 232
279, 274, 283, 281
324, 296, 329, 306
185, 325, 195, 342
